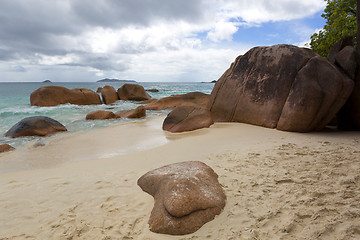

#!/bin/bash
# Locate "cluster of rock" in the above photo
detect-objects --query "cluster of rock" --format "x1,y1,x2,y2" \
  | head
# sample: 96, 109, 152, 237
31, 83, 151, 106
30, 86, 102, 107
163, 43, 360, 133
206, 44, 356, 132
137, 161, 226, 235
2, 84, 154, 147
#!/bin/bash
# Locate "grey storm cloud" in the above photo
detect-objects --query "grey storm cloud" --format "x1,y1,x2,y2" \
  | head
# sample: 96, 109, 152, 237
0, 0, 204, 62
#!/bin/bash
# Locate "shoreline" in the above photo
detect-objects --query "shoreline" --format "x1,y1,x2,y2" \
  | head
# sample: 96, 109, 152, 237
0, 116, 169, 174
0, 119, 360, 239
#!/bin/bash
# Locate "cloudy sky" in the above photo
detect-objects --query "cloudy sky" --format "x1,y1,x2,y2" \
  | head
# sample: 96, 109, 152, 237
0, 0, 326, 82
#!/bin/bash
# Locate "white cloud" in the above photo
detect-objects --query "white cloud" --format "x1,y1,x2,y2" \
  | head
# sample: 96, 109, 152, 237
207, 21, 239, 42
0, 0, 326, 82
213, 0, 326, 24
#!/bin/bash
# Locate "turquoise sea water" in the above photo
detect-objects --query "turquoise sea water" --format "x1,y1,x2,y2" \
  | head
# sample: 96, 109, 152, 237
0, 82, 214, 148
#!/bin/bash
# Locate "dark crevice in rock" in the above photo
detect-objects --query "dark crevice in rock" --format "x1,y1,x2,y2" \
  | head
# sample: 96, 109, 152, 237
275, 56, 313, 129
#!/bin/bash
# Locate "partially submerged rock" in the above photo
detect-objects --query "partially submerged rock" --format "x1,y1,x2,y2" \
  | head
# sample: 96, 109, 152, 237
30, 86, 101, 106
117, 84, 151, 101
5, 116, 67, 138
144, 92, 210, 110
208, 44, 354, 132
100, 85, 119, 104
0, 144, 15, 153
115, 106, 146, 118
85, 110, 119, 120
138, 161, 226, 235
163, 106, 213, 133
146, 88, 159, 92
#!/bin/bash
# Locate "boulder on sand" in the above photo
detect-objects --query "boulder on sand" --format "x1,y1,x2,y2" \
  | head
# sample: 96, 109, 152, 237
144, 92, 210, 110
207, 44, 354, 132
0, 144, 15, 153
100, 85, 119, 104
117, 84, 151, 101
85, 110, 119, 120
30, 86, 101, 107
138, 161, 226, 235
163, 106, 213, 133
115, 106, 146, 118
5, 116, 67, 138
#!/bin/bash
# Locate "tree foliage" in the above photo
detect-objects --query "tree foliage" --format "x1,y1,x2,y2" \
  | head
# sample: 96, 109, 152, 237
309, 0, 357, 58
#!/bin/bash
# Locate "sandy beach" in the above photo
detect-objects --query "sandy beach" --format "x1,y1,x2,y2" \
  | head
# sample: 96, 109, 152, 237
1, 116, 360, 240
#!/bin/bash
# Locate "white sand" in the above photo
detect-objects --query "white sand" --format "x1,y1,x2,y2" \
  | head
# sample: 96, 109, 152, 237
1, 117, 360, 239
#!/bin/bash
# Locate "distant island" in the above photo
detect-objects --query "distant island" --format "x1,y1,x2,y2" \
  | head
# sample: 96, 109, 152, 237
42, 80, 52, 83
201, 80, 217, 83
97, 78, 136, 83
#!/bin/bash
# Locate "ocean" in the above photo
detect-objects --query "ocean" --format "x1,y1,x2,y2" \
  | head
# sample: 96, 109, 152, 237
0, 82, 215, 148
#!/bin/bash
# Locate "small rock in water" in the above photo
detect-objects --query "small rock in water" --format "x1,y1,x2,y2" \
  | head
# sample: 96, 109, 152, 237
33, 142, 46, 148
85, 110, 119, 120
0, 144, 15, 153
137, 161, 226, 235
146, 88, 159, 92
115, 106, 146, 119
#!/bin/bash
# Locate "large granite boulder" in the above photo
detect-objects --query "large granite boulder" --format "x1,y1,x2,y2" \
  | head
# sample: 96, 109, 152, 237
5, 116, 67, 138
138, 161, 226, 235
30, 86, 101, 107
100, 86, 119, 104
85, 110, 118, 120
144, 92, 210, 110
115, 106, 146, 118
0, 144, 15, 153
163, 106, 213, 133
117, 84, 151, 101
207, 44, 354, 132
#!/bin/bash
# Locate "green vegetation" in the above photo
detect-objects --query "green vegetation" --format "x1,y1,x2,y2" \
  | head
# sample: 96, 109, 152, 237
309, 0, 357, 58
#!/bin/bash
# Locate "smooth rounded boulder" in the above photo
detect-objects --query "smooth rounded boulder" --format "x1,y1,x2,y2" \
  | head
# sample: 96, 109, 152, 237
85, 110, 118, 120
5, 116, 67, 138
207, 44, 354, 132
115, 106, 146, 118
30, 86, 101, 107
145, 92, 209, 110
0, 144, 15, 153
163, 106, 213, 133
117, 84, 151, 101
100, 85, 119, 104
138, 161, 226, 235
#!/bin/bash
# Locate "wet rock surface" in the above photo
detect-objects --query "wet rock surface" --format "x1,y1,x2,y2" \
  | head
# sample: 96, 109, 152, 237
5, 116, 67, 138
